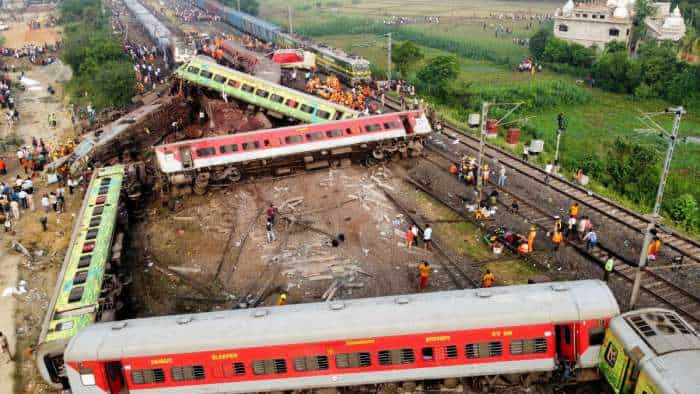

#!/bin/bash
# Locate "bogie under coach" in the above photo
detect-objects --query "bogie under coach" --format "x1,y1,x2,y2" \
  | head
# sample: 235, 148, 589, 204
64, 280, 619, 393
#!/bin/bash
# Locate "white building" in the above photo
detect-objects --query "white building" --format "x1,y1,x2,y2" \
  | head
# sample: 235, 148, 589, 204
553, 0, 686, 48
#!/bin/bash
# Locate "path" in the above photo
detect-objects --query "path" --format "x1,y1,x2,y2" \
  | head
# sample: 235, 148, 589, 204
0, 11, 72, 394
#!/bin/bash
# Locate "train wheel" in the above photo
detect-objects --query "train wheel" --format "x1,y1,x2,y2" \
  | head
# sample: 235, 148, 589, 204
364, 156, 378, 167
227, 168, 242, 182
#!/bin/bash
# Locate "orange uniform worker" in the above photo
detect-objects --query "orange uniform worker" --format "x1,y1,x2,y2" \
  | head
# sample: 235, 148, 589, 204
648, 237, 662, 261
527, 225, 536, 252
482, 269, 495, 288
418, 261, 430, 290
405, 228, 415, 249
517, 238, 530, 255
276, 293, 287, 305
449, 163, 458, 175
551, 230, 563, 251
0, 157, 6, 175
569, 202, 580, 219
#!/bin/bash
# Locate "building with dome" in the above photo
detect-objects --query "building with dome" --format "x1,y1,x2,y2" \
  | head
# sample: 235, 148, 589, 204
553, 0, 686, 48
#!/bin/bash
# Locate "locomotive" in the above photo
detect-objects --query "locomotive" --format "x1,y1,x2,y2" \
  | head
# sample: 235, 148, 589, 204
193, 0, 371, 84
154, 110, 431, 191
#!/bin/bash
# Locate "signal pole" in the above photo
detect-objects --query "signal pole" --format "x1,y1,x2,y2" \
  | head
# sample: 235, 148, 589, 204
288, 5, 293, 34
475, 102, 490, 201
386, 32, 392, 81
629, 106, 685, 309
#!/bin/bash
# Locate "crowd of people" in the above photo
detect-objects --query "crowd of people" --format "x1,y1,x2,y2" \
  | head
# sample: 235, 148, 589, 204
0, 41, 60, 66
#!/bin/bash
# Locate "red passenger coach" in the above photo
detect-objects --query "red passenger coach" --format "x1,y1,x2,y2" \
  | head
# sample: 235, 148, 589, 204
64, 280, 619, 393
154, 110, 431, 186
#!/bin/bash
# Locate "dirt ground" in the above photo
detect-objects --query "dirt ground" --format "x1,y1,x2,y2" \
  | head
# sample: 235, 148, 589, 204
0, 18, 61, 49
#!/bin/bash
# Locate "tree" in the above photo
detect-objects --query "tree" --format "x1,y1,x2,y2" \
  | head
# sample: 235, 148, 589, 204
222, 0, 259, 15
391, 41, 423, 77
631, 0, 656, 48
592, 51, 641, 93
529, 28, 552, 60
416, 56, 459, 97
604, 138, 659, 204
637, 42, 677, 97
604, 40, 628, 54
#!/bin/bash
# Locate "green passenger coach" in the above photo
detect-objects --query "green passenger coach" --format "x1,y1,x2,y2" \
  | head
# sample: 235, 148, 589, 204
36, 165, 126, 389
175, 56, 359, 124
599, 308, 700, 394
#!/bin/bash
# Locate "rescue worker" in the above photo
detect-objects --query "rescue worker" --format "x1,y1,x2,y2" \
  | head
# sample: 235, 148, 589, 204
553, 215, 562, 234
604, 256, 614, 282
551, 230, 563, 251
527, 225, 536, 252
569, 202, 579, 219
418, 261, 430, 290
482, 164, 490, 183
276, 293, 287, 305
449, 163, 458, 176
648, 237, 662, 262
517, 238, 530, 255
482, 269, 495, 288
405, 228, 414, 249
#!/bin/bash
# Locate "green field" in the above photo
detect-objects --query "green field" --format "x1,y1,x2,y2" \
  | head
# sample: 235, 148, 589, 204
260, 0, 700, 233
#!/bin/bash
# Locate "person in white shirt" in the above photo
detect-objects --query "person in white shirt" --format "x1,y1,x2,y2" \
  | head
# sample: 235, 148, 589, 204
423, 224, 433, 251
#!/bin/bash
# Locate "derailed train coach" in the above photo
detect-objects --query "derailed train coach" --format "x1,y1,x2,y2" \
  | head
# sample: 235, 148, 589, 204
63, 280, 621, 393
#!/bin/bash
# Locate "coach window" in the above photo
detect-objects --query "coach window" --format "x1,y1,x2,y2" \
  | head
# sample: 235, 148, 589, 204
252, 359, 287, 375
219, 144, 239, 154
196, 147, 216, 157
232, 362, 246, 376
383, 121, 401, 129
73, 270, 88, 285
316, 109, 331, 119
242, 141, 260, 150
131, 368, 165, 385
306, 132, 324, 141
465, 341, 503, 358
187, 66, 200, 74
509, 338, 547, 355
285, 135, 304, 144
79, 368, 95, 386
326, 129, 343, 138
227, 79, 241, 89
300, 104, 315, 114
200, 70, 213, 79
365, 124, 382, 132
421, 347, 434, 361
378, 349, 415, 365
334, 111, 345, 120
213, 74, 226, 84
335, 352, 372, 368
294, 355, 329, 372
255, 89, 270, 98
445, 345, 458, 359
270, 94, 285, 103
241, 84, 255, 93
68, 286, 84, 303
171, 365, 206, 381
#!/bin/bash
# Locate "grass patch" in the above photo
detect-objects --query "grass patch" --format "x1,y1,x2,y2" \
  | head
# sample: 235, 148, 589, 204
485, 258, 545, 286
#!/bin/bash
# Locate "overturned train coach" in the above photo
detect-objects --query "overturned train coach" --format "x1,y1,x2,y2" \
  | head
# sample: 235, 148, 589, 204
63, 280, 620, 393
155, 110, 431, 191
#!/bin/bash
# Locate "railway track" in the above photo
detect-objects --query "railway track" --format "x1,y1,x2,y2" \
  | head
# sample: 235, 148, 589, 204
380, 96, 700, 324
420, 150, 700, 326
384, 95, 700, 266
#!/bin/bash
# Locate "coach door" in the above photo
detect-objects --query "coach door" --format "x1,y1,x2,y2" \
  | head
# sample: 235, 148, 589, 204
179, 146, 193, 169
105, 361, 128, 394
401, 115, 415, 135
555, 323, 576, 362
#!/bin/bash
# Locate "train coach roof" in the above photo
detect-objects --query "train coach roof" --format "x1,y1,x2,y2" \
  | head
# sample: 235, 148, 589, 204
65, 280, 619, 361
609, 308, 700, 393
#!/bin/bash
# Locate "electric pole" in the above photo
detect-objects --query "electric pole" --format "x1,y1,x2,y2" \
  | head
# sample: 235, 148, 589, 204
629, 106, 685, 309
555, 112, 566, 166
237, 0, 240, 11
288, 5, 293, 35
475, 102, 490, 202
386, 32, 392, 81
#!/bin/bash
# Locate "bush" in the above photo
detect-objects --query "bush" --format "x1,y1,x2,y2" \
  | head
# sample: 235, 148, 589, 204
634, 82, 654, 99
668, 193, 699, 231
467, 80, 591, 112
